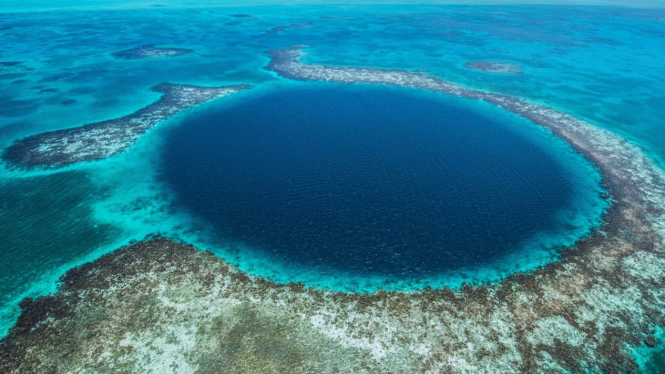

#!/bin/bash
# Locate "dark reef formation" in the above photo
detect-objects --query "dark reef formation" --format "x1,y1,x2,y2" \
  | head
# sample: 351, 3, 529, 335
0, 61, 23, 69
2, 83, 250, 169
266, 22, 313, 35
112, 45, 193, 60
1, 46, 664, 373
0, 61, 30, 77
465, 61, 523, 74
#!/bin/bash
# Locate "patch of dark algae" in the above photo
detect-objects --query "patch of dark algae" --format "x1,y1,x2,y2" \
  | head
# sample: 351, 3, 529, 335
2, 83, 250, 169
265, 22, 314, 35
112, 45, 193, 59
2, 46, 665, 373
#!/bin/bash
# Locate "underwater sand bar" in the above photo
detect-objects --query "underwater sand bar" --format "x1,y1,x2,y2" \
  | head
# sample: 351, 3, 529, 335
2, 48, 665, 373
112, 46, 193, 59
2, 83, 250, 169
465, 61, 523, 74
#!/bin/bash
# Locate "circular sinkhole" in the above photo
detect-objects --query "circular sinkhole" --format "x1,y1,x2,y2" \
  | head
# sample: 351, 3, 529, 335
157, 84, 605, 287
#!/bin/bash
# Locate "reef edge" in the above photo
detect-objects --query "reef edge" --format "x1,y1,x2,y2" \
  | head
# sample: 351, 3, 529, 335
1, 83, 250, 169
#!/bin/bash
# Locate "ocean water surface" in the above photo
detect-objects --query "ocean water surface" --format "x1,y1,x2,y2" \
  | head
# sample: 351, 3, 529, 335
0, 3, 664, 370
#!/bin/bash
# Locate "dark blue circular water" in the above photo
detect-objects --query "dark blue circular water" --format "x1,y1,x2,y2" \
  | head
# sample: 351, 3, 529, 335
159, 85, 580, 278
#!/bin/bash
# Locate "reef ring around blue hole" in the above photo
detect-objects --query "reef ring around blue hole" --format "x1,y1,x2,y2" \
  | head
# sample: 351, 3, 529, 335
157, 84, 605, 284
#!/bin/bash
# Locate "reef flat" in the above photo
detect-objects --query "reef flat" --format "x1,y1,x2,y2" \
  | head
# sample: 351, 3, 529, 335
2, 83, 250, 169
1, 46, 665, 373
112, 46, 193, 59
465, 61, 523, 74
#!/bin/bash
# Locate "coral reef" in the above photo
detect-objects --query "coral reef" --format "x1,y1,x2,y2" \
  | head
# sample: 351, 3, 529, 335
2, 83, 250, 169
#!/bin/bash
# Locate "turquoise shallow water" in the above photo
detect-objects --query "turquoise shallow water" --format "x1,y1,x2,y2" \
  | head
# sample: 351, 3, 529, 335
0, 3, 663, 369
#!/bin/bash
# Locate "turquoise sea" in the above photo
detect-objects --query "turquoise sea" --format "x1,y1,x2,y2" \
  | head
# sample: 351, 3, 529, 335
1, 2, 664, 370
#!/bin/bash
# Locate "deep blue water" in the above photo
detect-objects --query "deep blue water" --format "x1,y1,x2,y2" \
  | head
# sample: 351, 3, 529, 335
160, 85, 583, 278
